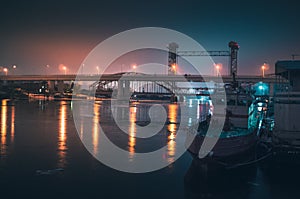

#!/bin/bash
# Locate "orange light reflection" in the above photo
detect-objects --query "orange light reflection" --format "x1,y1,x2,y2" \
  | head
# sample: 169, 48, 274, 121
58, 101, 68, 168
11, 106, 15, 143
1, 100, 7, 158
128, 106, 136, 160
93, 103, 100, 156
167, 104, 178, 164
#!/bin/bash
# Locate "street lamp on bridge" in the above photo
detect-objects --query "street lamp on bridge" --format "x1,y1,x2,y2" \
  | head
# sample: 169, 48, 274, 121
171, 63, 177, 74
215, 63, 222, 77
132, 64, 137, 73
261, 63, 267, 78
3, 68, 8, 76
12, 65, 17, 75
62, 66, 67, 75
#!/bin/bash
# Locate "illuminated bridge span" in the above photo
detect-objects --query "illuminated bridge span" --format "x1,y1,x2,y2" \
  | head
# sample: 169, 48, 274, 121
0, 74, 278, 83
0, 74, 282, 97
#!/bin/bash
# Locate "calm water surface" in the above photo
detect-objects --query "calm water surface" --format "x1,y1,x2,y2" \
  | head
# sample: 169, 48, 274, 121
0, 99, 299, 199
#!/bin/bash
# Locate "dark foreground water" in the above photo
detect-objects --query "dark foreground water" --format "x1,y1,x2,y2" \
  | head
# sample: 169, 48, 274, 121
0, 99, 299, 199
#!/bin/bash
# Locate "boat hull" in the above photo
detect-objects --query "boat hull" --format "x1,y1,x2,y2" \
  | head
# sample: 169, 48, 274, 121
186, 130, 257, 160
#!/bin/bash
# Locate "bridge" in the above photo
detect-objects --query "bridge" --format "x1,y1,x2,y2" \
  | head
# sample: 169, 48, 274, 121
0, 74, 278, 83
0, 73, 285, 99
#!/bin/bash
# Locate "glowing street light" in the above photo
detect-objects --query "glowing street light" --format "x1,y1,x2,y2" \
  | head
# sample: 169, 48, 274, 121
12, 65, 17, 75
132, 64, 137, 73
261, 63, 266, 78
216, 64, 220, 76
62, 66, 67, 75
214, 63, 222, 77
172, 63, 176, 74
3, 68, 8, 76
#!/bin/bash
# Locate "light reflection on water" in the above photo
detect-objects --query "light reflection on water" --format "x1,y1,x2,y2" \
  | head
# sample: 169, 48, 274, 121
1, 100, 7, 158
167, 104, 178, 164
128, 106, 136, 160
0, 100, 299, 199
10, 106, 15, 143
86, 102, 183, 163
57, 101, 68, 168
87, 102, 185, 162
93, 103, 100, 156
0, 99, 15, 160
0, 99, 202, 165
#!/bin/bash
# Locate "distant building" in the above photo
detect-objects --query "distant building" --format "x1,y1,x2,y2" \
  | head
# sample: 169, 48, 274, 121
273, 60, 300, 150
275, 60, 300, 91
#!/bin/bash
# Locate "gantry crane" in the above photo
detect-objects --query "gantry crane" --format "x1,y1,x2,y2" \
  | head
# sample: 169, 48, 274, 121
168, 41, 239, 86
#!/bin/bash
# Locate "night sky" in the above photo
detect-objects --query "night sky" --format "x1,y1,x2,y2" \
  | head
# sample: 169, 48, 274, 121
0, 0, 300, 75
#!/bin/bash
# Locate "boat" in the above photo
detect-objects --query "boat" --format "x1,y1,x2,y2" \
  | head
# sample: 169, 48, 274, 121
28, 93, 51, 100
186, 82, 270, 164
53, 92, 72, 99
129, 92, 173, 103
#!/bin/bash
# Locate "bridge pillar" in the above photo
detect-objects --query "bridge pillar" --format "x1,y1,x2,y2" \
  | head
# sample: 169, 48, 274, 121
57, 80, 65, 93
48, 80, 55, 94
117, 79, 131, 100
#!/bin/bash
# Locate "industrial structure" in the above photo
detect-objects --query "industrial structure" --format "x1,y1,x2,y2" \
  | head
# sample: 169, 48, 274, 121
168, 41, 240, 85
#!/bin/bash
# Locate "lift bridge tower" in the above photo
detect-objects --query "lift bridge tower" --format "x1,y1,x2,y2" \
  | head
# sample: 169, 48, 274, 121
228, 41, 240, 83
167, 41, 240, 83
167, 42, 179, 75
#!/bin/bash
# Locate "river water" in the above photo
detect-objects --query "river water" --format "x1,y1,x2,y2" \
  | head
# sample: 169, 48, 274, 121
0, 99, 299, 199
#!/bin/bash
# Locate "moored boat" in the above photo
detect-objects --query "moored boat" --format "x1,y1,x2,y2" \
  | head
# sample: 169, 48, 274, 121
186, 82, 270, 164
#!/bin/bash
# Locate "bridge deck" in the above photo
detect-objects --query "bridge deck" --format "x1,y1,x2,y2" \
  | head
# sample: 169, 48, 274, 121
0, 74, 279, 83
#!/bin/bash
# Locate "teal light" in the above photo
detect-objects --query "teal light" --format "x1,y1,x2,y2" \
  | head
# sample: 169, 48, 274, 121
253, 82, 269, 96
